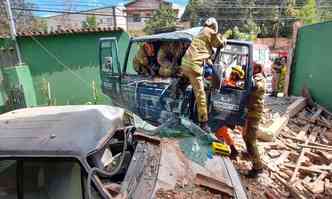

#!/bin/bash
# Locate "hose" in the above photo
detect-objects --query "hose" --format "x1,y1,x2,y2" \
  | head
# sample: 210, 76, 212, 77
87, 127, 130, 199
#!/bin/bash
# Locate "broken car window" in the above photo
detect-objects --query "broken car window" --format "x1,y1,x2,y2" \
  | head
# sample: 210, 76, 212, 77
0, 160, 84, 199
0, 160, 17, 199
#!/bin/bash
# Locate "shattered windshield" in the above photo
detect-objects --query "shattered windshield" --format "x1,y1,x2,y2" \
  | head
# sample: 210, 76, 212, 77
126, 112, 214, 166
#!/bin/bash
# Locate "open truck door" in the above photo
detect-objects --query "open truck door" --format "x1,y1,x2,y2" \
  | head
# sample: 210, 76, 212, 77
210, 41, 253, 127
99, 37, 121, 98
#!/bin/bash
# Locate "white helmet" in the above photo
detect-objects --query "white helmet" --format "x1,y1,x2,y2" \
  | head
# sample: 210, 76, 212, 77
204, 17, 218, 32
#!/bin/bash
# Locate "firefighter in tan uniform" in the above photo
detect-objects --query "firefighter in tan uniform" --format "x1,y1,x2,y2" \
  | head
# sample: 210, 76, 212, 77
133, 42, 157, 75
270, 58, 283, 97
243, 62, 266, 178
179, 17, 226, 131
157, 42, 188, 77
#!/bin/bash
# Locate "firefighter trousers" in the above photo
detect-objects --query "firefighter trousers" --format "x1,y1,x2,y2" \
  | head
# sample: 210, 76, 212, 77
181, 66, 208, 123
243, 118, 263, 170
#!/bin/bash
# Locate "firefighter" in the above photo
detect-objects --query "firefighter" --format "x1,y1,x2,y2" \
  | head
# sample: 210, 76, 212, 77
243, 62, 266, 178
215, 125, 239, 159
223, 65, 245, 88
133, 42, 158, 76
271, 58, 282, 97
176, 17, 226, 132
157, 42, 188, 77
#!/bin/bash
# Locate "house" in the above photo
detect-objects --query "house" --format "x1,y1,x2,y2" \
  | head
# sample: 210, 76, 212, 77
124, 0, 180, 31
0, 27, 129, 110
45, 6, 127, 32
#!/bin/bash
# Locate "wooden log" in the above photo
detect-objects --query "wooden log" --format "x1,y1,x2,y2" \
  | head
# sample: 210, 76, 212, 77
298, 115, 332, 129
298, 144, 332, 152
303, 176, 326, 194
281, 134, 332, 149
274, 174, 306, 199
133, 132, 161, 145
194, 173, 234, 197
285, 97, 307, 118
284, 164, 325, 173
317, 151, 332, 163
290, 125, 316, 183
264, 189, 280, 199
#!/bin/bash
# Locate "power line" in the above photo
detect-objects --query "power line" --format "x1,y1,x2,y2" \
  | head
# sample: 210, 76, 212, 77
11, 7, 125, 17
29, 35, 92, 89
8, 6, 331, 21
8, 7, 180, 19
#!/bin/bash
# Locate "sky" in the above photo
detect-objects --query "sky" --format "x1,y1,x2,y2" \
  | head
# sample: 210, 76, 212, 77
29, 0, 189, 17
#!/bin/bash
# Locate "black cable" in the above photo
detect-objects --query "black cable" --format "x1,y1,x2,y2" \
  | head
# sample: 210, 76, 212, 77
87, 127, 129, 199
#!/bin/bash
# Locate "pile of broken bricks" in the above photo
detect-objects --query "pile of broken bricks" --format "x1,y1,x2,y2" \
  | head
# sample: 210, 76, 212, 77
234, 97, 332, 199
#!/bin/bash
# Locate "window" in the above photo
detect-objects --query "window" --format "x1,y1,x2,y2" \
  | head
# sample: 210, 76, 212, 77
133, 14, 141, 22
0, 159, 91, 199
56, 25, 61, 30
0, 160, 17, 199
106, 17, 113, 26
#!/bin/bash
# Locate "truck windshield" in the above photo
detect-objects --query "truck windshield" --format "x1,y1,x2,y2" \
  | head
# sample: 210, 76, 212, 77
215, 44, 250, 90
0, 159, 92, 199
126, 42, 140, 75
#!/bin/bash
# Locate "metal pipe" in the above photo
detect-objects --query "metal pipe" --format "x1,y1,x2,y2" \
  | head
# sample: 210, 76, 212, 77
5, 0, 23, 65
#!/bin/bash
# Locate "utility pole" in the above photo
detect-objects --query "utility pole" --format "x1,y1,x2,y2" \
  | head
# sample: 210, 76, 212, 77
112, 6, 117, 29
5, 0, 23, 65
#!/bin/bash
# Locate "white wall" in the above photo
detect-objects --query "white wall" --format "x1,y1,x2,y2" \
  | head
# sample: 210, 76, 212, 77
45, 6, 127, 32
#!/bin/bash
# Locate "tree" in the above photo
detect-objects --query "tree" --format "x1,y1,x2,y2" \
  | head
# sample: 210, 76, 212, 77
0, 0, 40, 34
224, 26, 256, 41
296, 0, 319, 25
31, 18, 48, 32
82, 15, 97, 29
181, 0, 203, 26
143, 4, 177, 34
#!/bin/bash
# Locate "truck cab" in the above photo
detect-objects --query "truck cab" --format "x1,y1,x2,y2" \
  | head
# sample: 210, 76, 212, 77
99, 27, 253, 129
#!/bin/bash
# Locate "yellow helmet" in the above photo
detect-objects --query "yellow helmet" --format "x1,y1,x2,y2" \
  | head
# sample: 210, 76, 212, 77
231, 66, 245, 79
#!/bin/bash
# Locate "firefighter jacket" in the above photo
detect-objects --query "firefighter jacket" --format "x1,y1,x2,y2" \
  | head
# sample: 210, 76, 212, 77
247, 73, 266, 120
133, 46, 157, 75
157, 43, 185, 77
181, 27, 225, 75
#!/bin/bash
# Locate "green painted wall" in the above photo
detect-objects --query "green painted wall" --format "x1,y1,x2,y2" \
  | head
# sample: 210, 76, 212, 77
0, 38, 13, 49
0, 69, 7, 108
17, 31, 129, 105
290, 21, 332, 111
2, 65, 37, 107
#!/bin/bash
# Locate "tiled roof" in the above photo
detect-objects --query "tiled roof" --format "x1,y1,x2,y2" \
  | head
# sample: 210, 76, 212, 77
16, 27, 124, 37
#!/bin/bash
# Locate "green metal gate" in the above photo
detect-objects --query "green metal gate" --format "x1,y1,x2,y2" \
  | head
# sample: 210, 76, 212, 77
290, 21, 332, 111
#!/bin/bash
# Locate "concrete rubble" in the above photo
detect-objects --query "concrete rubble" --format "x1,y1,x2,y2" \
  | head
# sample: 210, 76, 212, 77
233, 96, 332, 199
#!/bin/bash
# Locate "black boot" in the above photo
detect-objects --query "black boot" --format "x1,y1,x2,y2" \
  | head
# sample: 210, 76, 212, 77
229, 145, 239, 160
245, 168, 263, 178
269, 91, 277, 97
